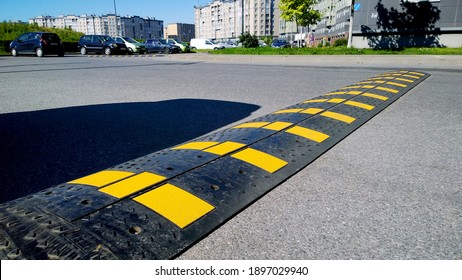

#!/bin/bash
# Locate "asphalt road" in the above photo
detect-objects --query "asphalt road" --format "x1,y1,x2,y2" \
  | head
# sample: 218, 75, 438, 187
0, 53, 460, 259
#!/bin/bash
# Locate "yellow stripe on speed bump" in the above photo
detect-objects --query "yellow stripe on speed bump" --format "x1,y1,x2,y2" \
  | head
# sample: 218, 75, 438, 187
345, 100, 375, 110
375, 86, 399, 94
172, 142, 219, 150
301, 108, 324, 114
273, 108, 304, 114
133, 183, 215, 229
325, 90, 362, 96
394, 77, 414, 83
386, 81, 407, 88
302, 98, 329, 103
320, 111, 356, 124
402, 74, 420, 79
203, 141, 246, 156
231, 148, 288, 173
99, 172, 166, 199
263, 121, 293, 131
233, 121, 292, 131
233, 122, 270, 129
286, 126, 330, 143
327, 98, 346, 103
324, 92, 346, 96
362, 92, 389, 101
69, 170, 135, 188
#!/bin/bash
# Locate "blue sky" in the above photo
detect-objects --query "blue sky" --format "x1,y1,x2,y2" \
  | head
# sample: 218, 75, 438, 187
0, 0, 209, 24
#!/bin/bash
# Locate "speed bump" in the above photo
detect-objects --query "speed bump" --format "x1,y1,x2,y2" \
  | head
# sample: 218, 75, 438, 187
0, 70, 429, 260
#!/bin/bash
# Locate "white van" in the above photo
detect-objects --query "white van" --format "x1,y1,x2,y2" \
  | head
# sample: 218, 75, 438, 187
190, 38, 224, 50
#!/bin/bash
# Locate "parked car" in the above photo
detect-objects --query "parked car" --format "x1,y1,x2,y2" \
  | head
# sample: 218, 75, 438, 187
216, 41, 237, 48
113, 36, 146, 54
271, 39, 289, 48
144, 38, 172, 54
165, 38, 190, 53
190, 38, 224, 50
10, 32, 65, 57
78, 35, 128, 55
291, 40, 306, 48
158, 39, 182, 53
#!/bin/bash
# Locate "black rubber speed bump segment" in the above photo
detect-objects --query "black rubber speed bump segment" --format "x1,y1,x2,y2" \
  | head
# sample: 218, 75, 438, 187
0, 70, 429, 259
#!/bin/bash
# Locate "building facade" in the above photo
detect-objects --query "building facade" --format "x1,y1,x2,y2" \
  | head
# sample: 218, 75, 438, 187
166, 23, 195, 42
349, 0, 462, 48
194, 0, 278, 41
310, 0, 462, 48
29, 14, 163, 39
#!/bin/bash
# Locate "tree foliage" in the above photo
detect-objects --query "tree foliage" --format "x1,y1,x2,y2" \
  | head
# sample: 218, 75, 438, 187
239, 32, 259, 48
279, 0, 321, 27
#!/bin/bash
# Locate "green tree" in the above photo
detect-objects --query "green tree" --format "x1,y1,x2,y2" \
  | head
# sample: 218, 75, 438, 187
239, 32, 259, 48
279, 0, 321, 27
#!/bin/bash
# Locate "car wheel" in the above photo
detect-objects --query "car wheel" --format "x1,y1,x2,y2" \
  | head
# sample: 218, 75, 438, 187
128, 48, 134, 54
80, 47, 87, 55
104, 47, 111, 55
36, 48, 44, 57
11, 48, 18, 57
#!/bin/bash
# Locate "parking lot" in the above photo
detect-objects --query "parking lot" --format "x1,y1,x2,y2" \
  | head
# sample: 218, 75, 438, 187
0, 53, 461, 259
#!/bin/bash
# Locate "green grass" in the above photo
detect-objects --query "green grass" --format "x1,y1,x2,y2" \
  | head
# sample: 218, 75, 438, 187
210, 46, 462, 55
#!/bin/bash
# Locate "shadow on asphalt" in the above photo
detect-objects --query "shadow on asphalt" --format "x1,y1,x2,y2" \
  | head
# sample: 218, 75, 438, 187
0, 99, 260, 203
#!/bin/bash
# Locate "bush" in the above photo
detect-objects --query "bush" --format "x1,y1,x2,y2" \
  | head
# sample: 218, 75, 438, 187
239, 32, 259, 48
0, 21, 84, 43
334, 38, 348, 47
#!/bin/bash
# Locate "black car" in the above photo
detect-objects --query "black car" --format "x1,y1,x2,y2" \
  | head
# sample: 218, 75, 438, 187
10, 32, 65, 57
159, 39, 182, 53
144, 38, 181, 54
78, 35, 128, 55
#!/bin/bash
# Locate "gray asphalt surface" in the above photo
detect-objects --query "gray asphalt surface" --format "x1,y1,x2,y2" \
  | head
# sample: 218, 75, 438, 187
0, 53, 460, 259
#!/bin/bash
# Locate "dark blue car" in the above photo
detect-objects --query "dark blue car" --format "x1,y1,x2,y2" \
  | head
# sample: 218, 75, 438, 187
10, 32, 65, 57
271, 39, 289, 48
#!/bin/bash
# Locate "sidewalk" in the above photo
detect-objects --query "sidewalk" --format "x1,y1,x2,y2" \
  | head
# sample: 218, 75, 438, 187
168, 53, 462, 70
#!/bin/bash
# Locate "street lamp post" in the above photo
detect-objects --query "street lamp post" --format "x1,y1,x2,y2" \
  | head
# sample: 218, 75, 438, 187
347, 0, 355, 48
113, 0, 119, 36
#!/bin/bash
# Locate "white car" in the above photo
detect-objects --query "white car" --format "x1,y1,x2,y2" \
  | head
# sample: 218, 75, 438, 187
190, 38, 224, 50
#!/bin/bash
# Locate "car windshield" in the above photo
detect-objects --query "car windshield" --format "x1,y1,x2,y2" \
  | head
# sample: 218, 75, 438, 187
123, 37, 138, 43
100, 36, 115, 42
42, 33, 60, 42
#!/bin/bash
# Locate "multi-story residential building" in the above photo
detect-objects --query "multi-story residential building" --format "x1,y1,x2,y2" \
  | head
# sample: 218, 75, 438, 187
194, 0, 277, 41
195, 0, 242, 40
166, 23, 195, 42
121, 16, 163, 39
312, 0, 350, 42
29, 14, 163, 39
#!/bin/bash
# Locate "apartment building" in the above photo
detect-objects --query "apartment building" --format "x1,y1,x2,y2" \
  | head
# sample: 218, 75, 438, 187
194, 0, 278, 40
29, 14, 163, 39
312, 0, 351, 41
195, 0, 242, 40
166, 23, 195, 42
